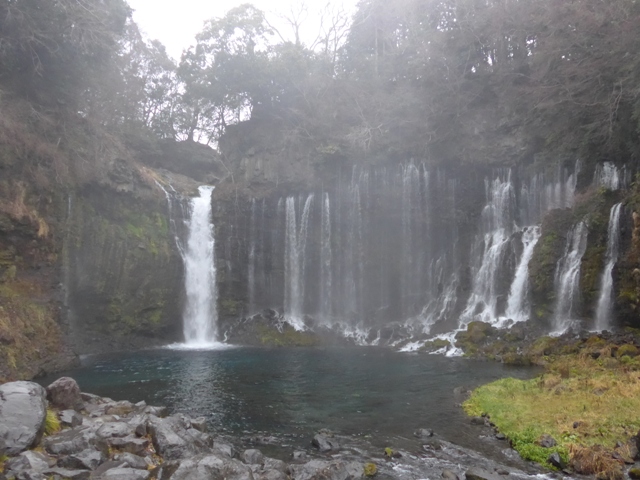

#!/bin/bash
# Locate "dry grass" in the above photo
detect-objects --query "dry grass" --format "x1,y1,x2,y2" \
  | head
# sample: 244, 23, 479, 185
570, 445, 623, 480
0, 280, 63, 381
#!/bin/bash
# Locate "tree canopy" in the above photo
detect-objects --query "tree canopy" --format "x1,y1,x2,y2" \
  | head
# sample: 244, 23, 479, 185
1, 0, 639, 166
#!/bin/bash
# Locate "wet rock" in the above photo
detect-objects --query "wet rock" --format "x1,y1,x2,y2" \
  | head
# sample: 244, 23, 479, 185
91, 461, 129, 477
256, 470, 288, 480
628, 468, 640, 480
190, 417, 207, 432
57, 448, 104, 470
290, 460, 350, 480
97, 422, 133, 439
105, 401, 134, 416
243, 449, 265, 465
187, 428, 212, 447
44, 428, 91, 456
141, 405, 168, 418
94, 467, 151, 479
60, 410, 83, 428
470, 417, 486, 426
147, 415, 210, 460
169, 453, 254, 480
213, 440, 236, 458
108, 435, 150, 455
414, 428, 434, 438
423, 439, 443, 451
126, 415, 148, 437
536, 434, 556, 448
344, 461, 364, 478
263, 457, 288, 473
312, 433, 340, 452
80, 392, 104, 404
495, 433, 506, 440
5, 451, 52, 474
113, 452, 149, 470
442, 469, 460, 480
547, 452, 565, 470
0, 381, 47, 455
465, 467, 503, 480
43, 467, 91, 479
46, 377, 84, 411
453, 386, 470, 397
292, 451, 308, 461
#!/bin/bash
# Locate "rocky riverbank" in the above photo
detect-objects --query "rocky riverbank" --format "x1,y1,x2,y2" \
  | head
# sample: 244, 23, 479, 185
0, 376, 557, 480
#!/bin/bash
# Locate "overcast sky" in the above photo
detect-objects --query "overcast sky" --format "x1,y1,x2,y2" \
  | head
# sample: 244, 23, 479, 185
127, 0, 357, 60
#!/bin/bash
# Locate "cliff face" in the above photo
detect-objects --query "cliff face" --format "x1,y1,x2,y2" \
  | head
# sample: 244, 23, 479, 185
212, 116, 639, 343
0, 98, 211, 379
63, 186, 183, 354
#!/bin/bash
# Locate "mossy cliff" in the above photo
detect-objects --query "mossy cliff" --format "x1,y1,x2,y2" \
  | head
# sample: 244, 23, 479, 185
0, 96, 212, 377
63, 184, 184, 355
528, 184, 627, 328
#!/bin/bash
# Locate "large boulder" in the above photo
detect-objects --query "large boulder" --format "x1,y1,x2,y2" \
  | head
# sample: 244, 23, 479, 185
46, 377, 84, 411
147, 415, 210, 460
4, 450, 53, 475
0, 381, 47, 455
311, 434, 340, 452
465, 468, 504, 480
43, 428, 93, 456
57, 448, 105, 470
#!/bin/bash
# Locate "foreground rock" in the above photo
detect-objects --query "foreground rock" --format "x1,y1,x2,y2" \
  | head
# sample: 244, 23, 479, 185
46, 376, 85, 411
0, 381, 47, 455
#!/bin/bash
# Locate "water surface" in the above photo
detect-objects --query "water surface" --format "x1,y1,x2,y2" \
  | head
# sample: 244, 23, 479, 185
43, 347, 536, 453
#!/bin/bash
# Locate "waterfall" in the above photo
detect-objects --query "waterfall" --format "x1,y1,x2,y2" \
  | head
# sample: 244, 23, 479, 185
320, 193, 332, 323
224, 160, 593, 346
594, 162, 623, 190
248, 199, 257, 314
284, 195, 314, 329
594, 203, 623, 331
552, 220, 589, 334
182, 186, 219, 346
461, 175, 516, 325
504, 226, 541, 323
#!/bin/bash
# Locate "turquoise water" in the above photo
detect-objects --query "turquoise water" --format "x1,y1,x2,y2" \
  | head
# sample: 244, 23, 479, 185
41, 346, 535, 452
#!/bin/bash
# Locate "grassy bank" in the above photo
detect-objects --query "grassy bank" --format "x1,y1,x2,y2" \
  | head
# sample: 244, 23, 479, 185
463, 346, 640, 479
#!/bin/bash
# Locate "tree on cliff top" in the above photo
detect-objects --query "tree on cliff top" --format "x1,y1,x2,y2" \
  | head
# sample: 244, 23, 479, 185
0, 0, 131, 108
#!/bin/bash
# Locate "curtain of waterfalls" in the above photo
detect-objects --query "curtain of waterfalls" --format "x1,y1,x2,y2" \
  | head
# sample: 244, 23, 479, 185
228, 160, 617, 342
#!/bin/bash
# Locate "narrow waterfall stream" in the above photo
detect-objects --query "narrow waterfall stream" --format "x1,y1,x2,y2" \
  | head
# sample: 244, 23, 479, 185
181, 186, 220, 347
284, 195, 314, 329
552, 220, 589, 334
594, 203, 624, 331
504, 226, 541, 323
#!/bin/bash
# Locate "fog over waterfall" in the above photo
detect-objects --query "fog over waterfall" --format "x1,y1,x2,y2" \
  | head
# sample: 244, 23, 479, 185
208, 160, 631, 348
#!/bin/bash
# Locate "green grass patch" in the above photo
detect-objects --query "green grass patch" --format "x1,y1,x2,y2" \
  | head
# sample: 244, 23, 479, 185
464, 354, 640, 475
